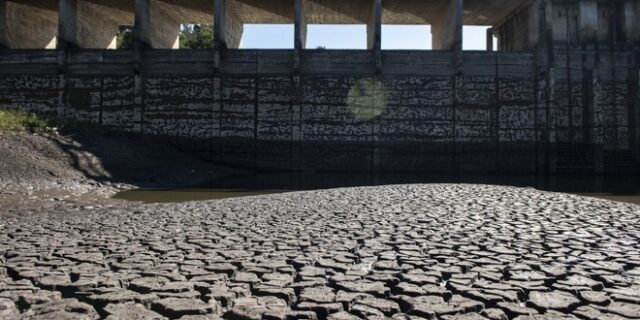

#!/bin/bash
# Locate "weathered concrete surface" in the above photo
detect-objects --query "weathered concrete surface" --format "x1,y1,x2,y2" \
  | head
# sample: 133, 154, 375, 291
58, 0, 134, 49
431, 0, 462, 50
1, 184, 639, 319
0, 0, 57, 49
138, 0, 213, 49
215, 0, 243, 49
2, 48, 638, 173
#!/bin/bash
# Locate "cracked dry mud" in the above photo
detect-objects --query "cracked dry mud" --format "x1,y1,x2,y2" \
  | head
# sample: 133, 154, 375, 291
1, 184, 640, 320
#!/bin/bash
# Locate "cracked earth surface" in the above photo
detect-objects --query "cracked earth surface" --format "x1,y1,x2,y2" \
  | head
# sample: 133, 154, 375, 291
1, 184, 640, 319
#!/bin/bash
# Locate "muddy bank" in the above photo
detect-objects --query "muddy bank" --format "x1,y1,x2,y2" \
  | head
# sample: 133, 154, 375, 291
0, 131, 244, 206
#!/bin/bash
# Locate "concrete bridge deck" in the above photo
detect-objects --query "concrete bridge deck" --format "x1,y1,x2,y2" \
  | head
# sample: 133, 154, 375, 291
1, 0, 535, 49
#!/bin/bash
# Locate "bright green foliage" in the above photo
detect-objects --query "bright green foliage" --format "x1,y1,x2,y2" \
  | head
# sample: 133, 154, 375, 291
0, 110, 52, 132
180, 24, 214, 49
0, 109, 123, 135
117, 26, 134, 49
115, 24, 214, 49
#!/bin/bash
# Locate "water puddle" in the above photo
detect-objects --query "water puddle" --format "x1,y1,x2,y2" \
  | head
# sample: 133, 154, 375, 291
113, 188, 287, 203
113, 172, 640, 205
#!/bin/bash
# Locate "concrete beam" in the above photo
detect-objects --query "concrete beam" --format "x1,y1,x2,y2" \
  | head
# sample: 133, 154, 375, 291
1, 0, 57, 49
431, 0, 462, 51
208, 0, 532, 26
367, 0, 381, 51
577, 0, 597, 42
59, 0, 134, 49
215, 0, 243, 49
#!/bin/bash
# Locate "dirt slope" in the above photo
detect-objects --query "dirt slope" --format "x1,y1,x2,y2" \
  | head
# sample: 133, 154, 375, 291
0, 131, 242, 192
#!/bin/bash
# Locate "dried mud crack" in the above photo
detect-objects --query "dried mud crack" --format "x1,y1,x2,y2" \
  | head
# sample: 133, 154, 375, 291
1, 184, 640, 319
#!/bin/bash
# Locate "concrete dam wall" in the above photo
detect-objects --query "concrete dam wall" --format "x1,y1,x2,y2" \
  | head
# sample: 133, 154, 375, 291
1, 48, 638, 174
1, 0, 639, 174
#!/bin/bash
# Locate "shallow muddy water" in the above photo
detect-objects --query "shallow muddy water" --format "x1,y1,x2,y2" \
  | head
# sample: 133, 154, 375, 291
113, 172, 640, 205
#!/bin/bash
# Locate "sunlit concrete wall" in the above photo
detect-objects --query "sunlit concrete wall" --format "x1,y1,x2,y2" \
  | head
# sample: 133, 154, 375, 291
0, 0, 58, 49
59, 0, 134, 49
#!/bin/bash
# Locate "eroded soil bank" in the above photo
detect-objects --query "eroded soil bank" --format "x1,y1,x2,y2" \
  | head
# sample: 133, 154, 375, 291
0, 131, 243, 210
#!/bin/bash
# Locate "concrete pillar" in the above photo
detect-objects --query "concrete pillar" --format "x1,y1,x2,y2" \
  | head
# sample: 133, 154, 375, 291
431, 0, 463, 51
367, 0, 381, 51
214, 0, 243, 49
0, 0, 7, 48
623, 0, 640, 43
134, 0, 151, 48
577, 0, 597, 43
486, 28, 494, 52
492, 1, 543, 51
294, 0, 306, 50
60, 0, 134, 49
1, 0, 57, 49
135, 0, 181, 49
58, 0, 76, 49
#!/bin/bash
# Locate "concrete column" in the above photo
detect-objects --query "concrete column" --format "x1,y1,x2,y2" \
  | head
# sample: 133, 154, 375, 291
213, 0, 224, 49
294, 0, 306, 50
0, 0, 7, 48
134, 0, 151, 48
493, 1, 543, 51
486, 28, 494, 52
214, 0, 243, 49
1, 0, 58, 49
534, 0, 552, 174
623, 0, 640, 43
135, 0, 180, 49
60, 0, 134, 49
577, 0, 597, 43
58, 0, 77, 49
367, 0, 381, 51
431, 0, 463, 51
